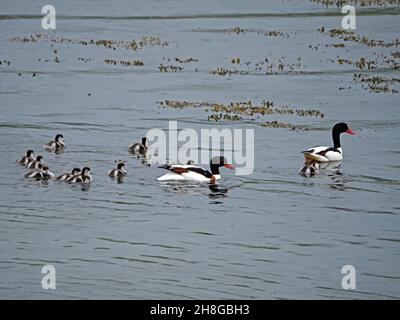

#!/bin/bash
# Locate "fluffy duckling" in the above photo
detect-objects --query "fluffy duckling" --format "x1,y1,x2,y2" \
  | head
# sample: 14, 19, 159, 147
44, 134, 65, 151
56, 168, 81, 181
69, 167, 92, 184
128, 137, 148, 154
26, 155, 45, 169
299, 161, 320, 177
17, 150, 34, 166
108, 160, 127, 178
25, 166, 54, 180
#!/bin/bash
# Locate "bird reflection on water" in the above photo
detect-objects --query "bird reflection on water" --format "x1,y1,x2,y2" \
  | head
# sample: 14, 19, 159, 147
322, 161, 346, 191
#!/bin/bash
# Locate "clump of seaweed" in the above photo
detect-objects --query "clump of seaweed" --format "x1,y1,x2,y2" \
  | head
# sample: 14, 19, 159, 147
159, 100, 206, 108
319, 28, 400, 48
261, 121, 298, 130
227, 27, 247, 35
311, 0, 400, 7
254, 57, 303, 74
159, 64, 183, 72
211, 68, 239, 76
159, 100, 324, 129
231, 57, 241, 64
78, 57, 92, 63
9, 34, 169, 51
105, 59, 144, 67
258, 30, 289, 38
212, 57, 303, 76
174, 57, 199, 63
191, 27, 290, 38
353, 73, 399, 93
208, 114, 243, 121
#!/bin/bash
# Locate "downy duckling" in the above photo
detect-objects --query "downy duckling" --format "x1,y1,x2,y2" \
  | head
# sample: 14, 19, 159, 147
25, 166, 54, 180
299, 161, 320, 177
128, 137, 148, 154
26, 155, 45, 169
17, 150, 34, 166
57, 168, 81, 181
108, 161, 127, 178
69, 167, 92, 184
44, 134, 65, 152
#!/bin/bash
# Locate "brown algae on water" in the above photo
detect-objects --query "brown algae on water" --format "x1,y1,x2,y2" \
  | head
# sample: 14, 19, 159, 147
311, 0, 400, 7
353, 74, 400, 93
9, 33, 169, 51
105, 59, 144, 67
159, 100, 324, 129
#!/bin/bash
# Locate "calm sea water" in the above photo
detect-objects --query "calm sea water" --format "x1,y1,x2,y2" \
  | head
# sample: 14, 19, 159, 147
0, 0, 399, 299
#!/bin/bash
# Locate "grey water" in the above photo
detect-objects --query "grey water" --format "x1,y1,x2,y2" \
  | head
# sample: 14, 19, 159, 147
0, 0, 399, 299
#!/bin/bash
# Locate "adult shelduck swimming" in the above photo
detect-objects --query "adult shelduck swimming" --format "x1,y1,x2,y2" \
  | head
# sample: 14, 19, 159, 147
44, 134, 65, 152
157, 156, 234, 183
302, 122, 356, 162
17, 150, 34, 166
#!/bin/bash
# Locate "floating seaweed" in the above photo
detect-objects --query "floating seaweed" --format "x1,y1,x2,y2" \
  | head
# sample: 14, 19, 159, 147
174, 57, 199, 63
105, 59, 144, 67
311, 0, 400, 7
261, 121, 297, 130
353, 73, 399, 93
319, 28, 400, 48
230, 58, 241, 64
78, 57, 92, 63
191, 27, 290, 38
159, 64, 183, 72
9, 34, 169, 51
254, 56, 303, 74
159, 100, 324, 129
212, 68, 238, 76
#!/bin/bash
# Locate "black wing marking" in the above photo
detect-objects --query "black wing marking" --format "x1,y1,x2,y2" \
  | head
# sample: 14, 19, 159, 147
186, 167, 213, 178
158, 165, 188, 174
317, 147, 341, 156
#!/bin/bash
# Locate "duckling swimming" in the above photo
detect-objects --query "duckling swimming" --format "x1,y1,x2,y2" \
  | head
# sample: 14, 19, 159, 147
69, 167, 92, 184
56, 168, 81, 181
129, 137, 148, 154
108, 161, 126, 178
26, 155, 45, 169
25, 166, 54, 180
299, 161, 320, 177
44, 134, 65, 152
17, 150, 34, 166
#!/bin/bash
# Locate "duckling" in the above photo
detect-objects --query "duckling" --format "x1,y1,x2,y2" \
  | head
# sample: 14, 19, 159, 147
44, 134, 65, 151
299, 161, 320, 177
56, 168, 81, 181
128, 137, 148, 154
69, 167, 92, 184
25, 166, 54, 180
108, 161, 127, 178
17, 150, 34, 166
65, 168, 82, 182
26, 155, 45, 169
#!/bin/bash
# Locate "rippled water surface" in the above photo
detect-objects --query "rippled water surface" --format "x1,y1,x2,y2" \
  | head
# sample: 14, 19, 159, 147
0, 0, 399, 299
